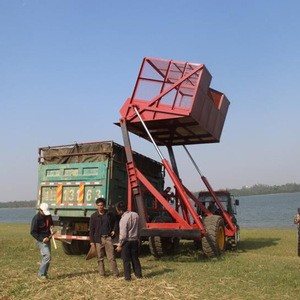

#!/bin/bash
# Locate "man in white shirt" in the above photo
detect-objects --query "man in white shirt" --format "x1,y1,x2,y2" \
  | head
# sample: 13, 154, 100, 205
115, 201, 142, 281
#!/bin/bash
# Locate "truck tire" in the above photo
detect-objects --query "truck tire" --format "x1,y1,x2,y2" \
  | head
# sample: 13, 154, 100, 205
62, 241, 73, 255
79, 241, 90, 254
202, 215, 225, 258
69, 240, 82, 255
61, 240, 81, 255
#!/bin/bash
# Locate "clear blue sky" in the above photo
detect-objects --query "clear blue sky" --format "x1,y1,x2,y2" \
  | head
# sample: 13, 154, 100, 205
1, 1, 299, 202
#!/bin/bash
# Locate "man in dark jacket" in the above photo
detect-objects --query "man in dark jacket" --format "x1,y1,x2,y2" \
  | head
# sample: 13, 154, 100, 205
30, 203, 54, 280
89, 197, 119, 276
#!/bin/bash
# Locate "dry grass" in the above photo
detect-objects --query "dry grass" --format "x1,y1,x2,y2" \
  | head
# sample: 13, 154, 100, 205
0, 224, 299, 300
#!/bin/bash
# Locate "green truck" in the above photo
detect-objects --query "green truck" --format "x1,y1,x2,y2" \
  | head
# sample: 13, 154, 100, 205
37, 140, 164, 255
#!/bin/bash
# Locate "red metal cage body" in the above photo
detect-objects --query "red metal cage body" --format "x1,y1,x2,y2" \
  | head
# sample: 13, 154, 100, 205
120, 57, 230, 146
119, 57, 237, 256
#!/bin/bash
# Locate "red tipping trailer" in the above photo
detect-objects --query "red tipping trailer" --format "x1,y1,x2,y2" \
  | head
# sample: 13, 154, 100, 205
119, 57, 238, 257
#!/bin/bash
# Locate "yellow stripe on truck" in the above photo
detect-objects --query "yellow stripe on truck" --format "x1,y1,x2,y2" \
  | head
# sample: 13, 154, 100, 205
78, 183, 84, 204
57, 184, 62, 204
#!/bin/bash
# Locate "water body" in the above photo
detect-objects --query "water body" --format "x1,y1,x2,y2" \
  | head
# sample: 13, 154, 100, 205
0, 192, 299, 228
0, 207, 36, 225
237, 191, 300, 228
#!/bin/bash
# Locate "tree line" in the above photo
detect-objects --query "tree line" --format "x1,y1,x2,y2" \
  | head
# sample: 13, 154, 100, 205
229, 183, 300, 197
0, 200, 36, 208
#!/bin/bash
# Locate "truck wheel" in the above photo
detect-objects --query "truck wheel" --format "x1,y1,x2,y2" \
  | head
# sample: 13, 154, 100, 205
62, 241, 73, 255
79, 241, 90, 254
149, 236, 179, 258
202, 215, 225, 258
69, 240, 82, 255
61, 240, 81, 255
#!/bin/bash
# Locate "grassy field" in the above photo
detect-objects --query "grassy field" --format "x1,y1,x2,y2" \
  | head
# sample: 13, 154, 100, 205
0, 224, 299, 300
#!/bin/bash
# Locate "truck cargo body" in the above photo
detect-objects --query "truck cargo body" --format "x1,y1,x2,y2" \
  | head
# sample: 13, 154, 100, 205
37, 141, 164, 254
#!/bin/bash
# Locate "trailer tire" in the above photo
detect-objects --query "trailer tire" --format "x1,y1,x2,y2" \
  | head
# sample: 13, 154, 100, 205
149, 236, 179, 258
202, 215, 225, 258
194, 239, 202, 250
148, 216, 179, 258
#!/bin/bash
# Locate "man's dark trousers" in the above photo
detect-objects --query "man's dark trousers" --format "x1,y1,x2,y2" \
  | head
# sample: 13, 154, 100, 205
121, 240, 142, 280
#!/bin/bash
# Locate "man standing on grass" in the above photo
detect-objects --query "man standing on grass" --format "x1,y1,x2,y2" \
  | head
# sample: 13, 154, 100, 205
115, 201, 142, 281
30, 203, 54, 281
294, 208, 300, 256
89, 197, 119, 277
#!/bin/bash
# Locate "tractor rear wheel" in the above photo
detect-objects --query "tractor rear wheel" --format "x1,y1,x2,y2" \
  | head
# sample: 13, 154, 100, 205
202, 215, 226, 258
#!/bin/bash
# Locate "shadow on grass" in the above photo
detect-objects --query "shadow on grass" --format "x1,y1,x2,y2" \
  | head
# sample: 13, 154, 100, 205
238, 237, 280, 251
140, 241, 211, 263
56, 270, 98, 279
54, 266, 174, 280
139, 244, 151, 257
145, 267, 174, 278
139, 237, 281, 262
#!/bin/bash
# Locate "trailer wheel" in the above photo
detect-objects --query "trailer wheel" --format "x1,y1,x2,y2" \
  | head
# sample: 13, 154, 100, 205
149, 236, 179, 258
202, 215, 225, 258
148, 216, 179, 257
194, 239, 202, 250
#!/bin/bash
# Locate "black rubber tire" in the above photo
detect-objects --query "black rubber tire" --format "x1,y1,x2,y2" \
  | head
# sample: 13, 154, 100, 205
194, 239, 202, 250
61, 240, 82, 255
149, 236, 179, 258
79, 241, 90, 254
148, 215, 180, 258
69, 240, 82, 255
61, 241, 73, 255
202, 215, 226, 258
